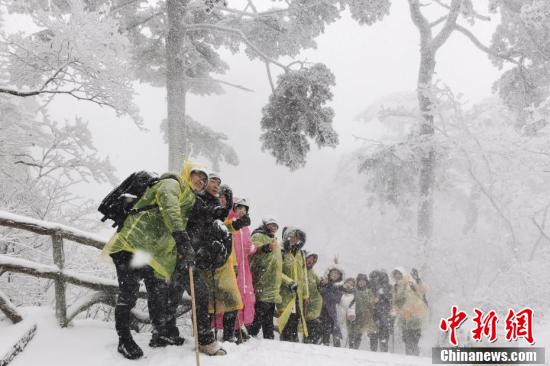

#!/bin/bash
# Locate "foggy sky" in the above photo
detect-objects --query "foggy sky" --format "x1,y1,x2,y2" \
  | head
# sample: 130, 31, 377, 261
3, 1, 503, 268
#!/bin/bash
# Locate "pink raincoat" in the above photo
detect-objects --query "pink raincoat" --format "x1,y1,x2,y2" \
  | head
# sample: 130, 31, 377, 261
214, 209, 256, 329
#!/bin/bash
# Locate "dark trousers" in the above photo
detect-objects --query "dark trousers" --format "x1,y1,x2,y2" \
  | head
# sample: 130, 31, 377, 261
348, 329, 363, 349
222, 311, 237, 340
281, 299, 301, 342
402, 328, 421, 355
320, 308, 342, 347
247, 301, 275, 339
281, 314, 300, 342
369, 331, 390, 352
304, 318, 322, 344
167, 265, 214, 346
369, 321, 391, 352
111, 251, 168, 339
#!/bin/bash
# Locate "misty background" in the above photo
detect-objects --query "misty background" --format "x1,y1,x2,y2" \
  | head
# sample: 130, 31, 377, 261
4, 1, 500, 269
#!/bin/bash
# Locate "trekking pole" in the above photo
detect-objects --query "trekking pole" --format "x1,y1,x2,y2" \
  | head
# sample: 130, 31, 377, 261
211, 269, 218, 340
188, 266, 201, 366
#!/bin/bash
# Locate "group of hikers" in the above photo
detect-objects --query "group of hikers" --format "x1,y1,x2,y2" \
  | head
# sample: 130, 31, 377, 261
101, 160, 429, 360
313, 264, 429, 355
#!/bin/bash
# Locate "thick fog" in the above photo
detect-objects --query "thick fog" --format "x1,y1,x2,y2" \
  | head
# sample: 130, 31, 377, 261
4, 3, 502, 265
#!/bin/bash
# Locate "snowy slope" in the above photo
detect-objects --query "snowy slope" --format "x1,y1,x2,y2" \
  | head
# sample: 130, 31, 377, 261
3, 308, 432, 366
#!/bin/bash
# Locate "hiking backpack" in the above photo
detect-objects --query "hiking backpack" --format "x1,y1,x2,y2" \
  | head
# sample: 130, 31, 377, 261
98, 171, 171, 231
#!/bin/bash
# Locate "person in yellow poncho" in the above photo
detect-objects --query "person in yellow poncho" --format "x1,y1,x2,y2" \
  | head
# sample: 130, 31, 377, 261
248, 218, 281, 339
196, 176, 243, 343
102, 160, 207, 360
165, 169, 233, 357
277, 227, 309, 342
303, 253, 323, 344
391, 267, 428, 356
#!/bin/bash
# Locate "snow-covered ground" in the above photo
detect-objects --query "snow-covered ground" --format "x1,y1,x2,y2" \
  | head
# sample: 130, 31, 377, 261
2, 307, 432, 366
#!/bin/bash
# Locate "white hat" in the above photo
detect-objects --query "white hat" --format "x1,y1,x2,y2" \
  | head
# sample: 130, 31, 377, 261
262, 217, 278, 227
208, 172, 221, 182
234, 198, 249, 209
190, 166, 209, 179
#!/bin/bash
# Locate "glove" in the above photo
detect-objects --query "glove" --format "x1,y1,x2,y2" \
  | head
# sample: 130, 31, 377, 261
210, 240, 228, 268
172, 231, 195, 265
232, 213, 251, 230
219, 185, 233, 211
261, 239, 277, 253
289, 282, 298, 292
212, 205, 229, 220
211, 219, 230, 241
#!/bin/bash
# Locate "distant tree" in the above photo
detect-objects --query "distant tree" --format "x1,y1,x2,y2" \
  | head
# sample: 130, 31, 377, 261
489, 0, 550, 133
350, 1, 548, 247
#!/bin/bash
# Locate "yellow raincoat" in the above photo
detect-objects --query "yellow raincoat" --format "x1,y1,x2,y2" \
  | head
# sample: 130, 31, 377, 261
102, 160, 203, 280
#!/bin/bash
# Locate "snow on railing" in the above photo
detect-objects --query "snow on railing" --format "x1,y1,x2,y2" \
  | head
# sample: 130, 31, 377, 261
0, 211, 108, 249
0, 210, 191, 327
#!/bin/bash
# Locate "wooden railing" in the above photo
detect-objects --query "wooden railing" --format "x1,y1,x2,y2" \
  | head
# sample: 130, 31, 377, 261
0, 211, 190, 327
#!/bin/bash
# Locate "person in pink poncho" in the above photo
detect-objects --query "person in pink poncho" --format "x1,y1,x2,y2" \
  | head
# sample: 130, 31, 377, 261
213, 197, 255, 343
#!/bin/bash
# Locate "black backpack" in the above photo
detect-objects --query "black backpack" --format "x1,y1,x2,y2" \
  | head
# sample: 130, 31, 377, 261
98, 171, 173, 231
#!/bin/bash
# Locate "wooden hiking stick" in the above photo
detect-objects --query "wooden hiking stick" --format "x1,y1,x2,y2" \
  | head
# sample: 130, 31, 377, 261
188, 266, 201, 366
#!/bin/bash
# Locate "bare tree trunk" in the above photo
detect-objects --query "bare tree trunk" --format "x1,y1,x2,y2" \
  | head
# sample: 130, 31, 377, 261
166, 0, 189, 171
408, 0, 462, 246
416, 49, 436, 242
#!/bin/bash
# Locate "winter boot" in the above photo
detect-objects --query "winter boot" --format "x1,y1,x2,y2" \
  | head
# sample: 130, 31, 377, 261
149, 333, 185, 347
118, 337, 143, 360
240, 326, 251, 340
222, 311, 237, 343
235, 327, 250, 344
199, 341, 227, 356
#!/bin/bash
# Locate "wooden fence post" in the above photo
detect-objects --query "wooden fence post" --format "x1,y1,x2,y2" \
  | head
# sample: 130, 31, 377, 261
0, 289, 23, 324
51, 231, 67, 327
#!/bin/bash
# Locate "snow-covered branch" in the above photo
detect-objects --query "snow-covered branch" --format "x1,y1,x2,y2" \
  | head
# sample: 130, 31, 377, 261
0, 288, 23, 324
530, 213, 550, 259
265, 62, 275, 93
185, 77, 254, 92
431, 0, 461, 51
454, 24, 521, 65
429, 15, 447, 28
65, 291, 114, 324
183, 23, 289, 71
432, 0, 491, 21
0, 61, 73, 97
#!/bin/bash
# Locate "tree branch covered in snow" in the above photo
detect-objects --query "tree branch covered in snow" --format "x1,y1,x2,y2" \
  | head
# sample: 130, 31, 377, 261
160, 115, 239, 171
260, 64, 338, 170
0, 1, 141, 124
453, 24, 520, 65
183, 23, 290, 71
